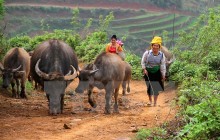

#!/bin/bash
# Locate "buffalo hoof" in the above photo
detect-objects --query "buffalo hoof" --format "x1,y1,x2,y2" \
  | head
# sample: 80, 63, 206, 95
92, 104, 97, 108
127, 87, 130, 93
114, 105, 119, 113
12, 93, 16, 98
104, 108, 111, 114
20, 93, 27, 99
113, 110, 119, 114
113, 108, 119, 114
89, 100, 97, 108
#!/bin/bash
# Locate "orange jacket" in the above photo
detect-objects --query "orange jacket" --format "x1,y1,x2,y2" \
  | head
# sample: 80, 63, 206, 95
105, 43, 123, 53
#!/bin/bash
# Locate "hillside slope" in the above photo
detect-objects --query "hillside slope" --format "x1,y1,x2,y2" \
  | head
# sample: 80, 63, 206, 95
4, 0, 217, 55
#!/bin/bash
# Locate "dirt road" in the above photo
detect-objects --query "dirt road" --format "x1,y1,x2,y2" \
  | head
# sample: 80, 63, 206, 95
0, 80, 176, 140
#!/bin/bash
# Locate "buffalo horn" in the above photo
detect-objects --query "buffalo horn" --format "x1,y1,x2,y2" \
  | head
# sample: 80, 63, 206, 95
12, 65, 22, 72
89, 69, 99, 75
64, 65, 77, 81
35, 59, 50, 80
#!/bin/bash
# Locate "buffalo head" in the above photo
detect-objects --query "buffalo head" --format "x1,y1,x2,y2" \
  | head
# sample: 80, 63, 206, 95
0, 64, 23, 88
35, 59, 77, 115
75, 65, 99, 94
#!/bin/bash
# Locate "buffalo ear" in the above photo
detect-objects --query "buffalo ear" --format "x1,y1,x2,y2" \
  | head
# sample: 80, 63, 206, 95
89, 69, 99, 75
92, 64, 98, 70
89, 64, 98, 75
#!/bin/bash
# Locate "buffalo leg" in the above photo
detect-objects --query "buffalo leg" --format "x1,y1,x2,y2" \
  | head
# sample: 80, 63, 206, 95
122, 81, 126, 96
104, 81, 114, 114
113, 87, 120, 113
15, 79, 20, 98
127, 80, 130, 93
11, 79, 16, 98
20, 78, 27, 99
88, 86, 97, 108
60, 94, 64, 113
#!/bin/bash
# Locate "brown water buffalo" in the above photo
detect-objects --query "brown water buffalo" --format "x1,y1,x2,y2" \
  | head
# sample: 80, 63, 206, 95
75, 52, 126, 114
30, 39, 78, 115
0, 47, 30, 98
122, 61, 131, 96
161, 46, 174, 79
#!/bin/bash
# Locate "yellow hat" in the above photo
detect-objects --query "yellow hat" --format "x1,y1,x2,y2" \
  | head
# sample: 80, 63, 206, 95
150, 36, 162, 47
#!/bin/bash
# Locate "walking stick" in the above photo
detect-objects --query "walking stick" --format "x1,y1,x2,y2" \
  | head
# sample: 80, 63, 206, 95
145, 74, 155, 96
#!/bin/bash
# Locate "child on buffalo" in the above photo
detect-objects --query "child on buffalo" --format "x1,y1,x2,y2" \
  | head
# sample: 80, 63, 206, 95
105, 35, 125, 60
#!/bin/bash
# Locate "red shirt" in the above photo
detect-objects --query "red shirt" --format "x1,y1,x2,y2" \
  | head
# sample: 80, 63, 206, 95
109, 46, 117, 53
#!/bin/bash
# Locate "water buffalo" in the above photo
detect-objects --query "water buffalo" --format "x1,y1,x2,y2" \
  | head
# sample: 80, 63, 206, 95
122, 61, 131, 96
30, 39, 78, 115
75, 52, 126, 114
0, 47, 30, 98
161, 46, 174, 79
28, 50, 41, 90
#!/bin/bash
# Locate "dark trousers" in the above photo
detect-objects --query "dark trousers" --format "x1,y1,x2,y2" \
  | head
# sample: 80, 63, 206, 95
144, 70, 164, 96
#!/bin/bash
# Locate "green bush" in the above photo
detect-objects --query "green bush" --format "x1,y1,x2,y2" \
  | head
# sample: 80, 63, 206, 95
8, 36, 32, 51
125, 52, 142, 80
169, 7, 220, 140
75, 31, 107, 62
8, 29, 81, 52
136, 127, 168, 140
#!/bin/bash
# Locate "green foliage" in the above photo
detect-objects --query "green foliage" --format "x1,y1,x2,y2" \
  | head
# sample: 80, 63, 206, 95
25, 81, 34, 92
177, 81, 220, 139
8, 36, 32, 51
0, 0, 4, 20
136, 127, 168, 140
201, 51, 220, 71
98, 11, 114, 32
71, 8, 81, 30
169, 6, 220, 140
0, 37, 10, 60
125, 52, 142, 80
8, 29, 81, 51
75, 31, 107, 62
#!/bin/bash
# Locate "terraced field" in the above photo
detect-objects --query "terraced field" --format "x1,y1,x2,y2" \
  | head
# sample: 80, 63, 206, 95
4, 3, 198, 55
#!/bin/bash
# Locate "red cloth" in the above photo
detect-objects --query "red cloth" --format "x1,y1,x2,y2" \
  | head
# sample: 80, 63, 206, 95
109, 46, 117, 53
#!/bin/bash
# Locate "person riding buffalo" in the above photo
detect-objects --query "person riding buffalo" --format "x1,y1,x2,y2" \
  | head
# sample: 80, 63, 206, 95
106, 35, 125, 60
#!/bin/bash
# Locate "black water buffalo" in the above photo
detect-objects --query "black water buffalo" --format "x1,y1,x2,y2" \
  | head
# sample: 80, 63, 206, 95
75, 52, 126, 114
0, 47, 30, 98
28, 50, 41, 90
30, 39, 78, 115
122, 61, 132, 96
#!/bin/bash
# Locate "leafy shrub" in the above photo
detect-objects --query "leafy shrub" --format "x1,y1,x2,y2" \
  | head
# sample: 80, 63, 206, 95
169, 7, 220, 140
0, 37, 10, 60
136, 127, 168, 140
125, 52, 142, 80
75, 31, 107, 62
201, 52, 220, 71
8, 35, 32, 51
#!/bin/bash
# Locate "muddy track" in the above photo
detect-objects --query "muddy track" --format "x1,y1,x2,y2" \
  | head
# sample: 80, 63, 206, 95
0, 79, 177, 140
